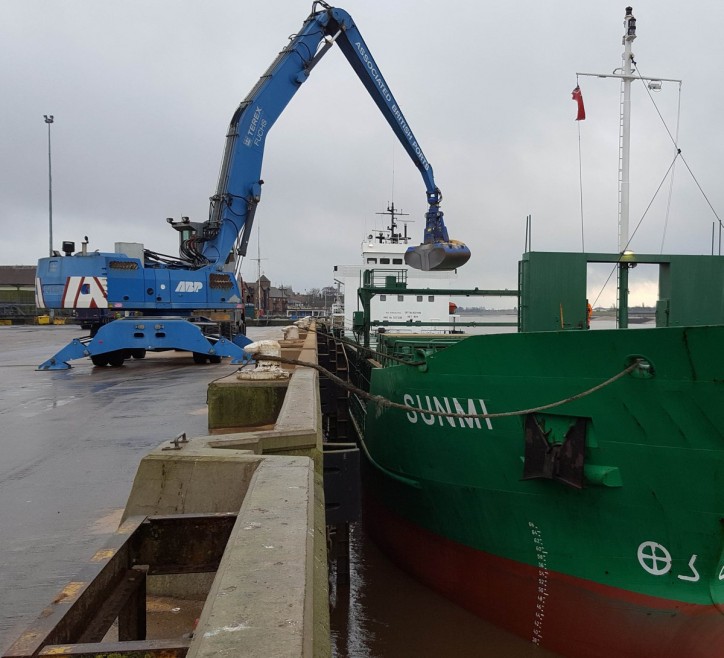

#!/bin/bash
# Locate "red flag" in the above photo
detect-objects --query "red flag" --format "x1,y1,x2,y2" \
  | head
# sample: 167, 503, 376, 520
572, 85, 586, 121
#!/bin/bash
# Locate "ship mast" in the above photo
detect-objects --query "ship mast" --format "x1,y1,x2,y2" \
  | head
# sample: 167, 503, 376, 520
576, 7, 681, 328
576, 7, 681, 253
376, 202, 411, 243
619, 6, 636, 252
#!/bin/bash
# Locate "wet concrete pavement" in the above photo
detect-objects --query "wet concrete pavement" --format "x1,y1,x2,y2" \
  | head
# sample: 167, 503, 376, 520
0, 324, 279, 651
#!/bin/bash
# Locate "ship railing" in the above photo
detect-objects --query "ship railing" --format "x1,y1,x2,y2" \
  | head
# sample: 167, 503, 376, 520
374, 335, 461, 366
357, 271, 519, 348
363, 268, 408, 289
370, 319, 518, 329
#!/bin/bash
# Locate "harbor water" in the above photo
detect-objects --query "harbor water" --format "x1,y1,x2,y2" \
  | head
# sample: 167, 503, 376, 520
330, 518, 560, 658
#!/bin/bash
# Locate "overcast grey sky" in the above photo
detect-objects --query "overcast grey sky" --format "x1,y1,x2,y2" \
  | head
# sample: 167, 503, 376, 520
2, 0, 723, 306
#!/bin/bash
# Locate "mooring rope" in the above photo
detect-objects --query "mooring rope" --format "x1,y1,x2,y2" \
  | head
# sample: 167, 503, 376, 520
250, 353, 642, 421
310, 326, 427, 367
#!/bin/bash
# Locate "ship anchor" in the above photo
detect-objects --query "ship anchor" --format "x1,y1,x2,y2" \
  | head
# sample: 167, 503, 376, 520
522, 415, 587, 489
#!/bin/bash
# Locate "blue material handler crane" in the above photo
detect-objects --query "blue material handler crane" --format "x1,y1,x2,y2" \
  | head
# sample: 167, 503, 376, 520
35, 1, 470, 370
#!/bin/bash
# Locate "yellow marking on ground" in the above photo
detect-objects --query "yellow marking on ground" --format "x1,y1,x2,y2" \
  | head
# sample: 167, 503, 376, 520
90, 548, 116, 562
11, 630, 39, 649
52, 582, 85, 603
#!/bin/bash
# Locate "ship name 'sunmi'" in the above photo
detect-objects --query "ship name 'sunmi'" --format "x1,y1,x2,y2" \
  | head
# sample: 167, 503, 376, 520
402, 394, 493, 430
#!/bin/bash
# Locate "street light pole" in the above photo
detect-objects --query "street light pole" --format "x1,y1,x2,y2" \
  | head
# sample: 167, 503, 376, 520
44, 115, 54, 257
44, 114, 54, 325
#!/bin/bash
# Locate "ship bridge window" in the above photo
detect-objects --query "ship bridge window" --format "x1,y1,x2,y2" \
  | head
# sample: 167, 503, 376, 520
367, 258, 377, 264
428, 295, 435, 302
397, 295, 404, 302
417, 295, 423, 302
380, 258, 390, 264
380, 294, 386, 301
393, 258, 403, 264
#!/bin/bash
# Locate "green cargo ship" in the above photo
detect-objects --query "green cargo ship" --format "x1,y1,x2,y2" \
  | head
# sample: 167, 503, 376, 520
329, 8, 724, 655
344, 250, 724, 657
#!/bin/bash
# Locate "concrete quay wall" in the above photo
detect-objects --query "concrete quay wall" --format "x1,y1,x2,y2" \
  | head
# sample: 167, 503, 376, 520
121, 325, 330, 657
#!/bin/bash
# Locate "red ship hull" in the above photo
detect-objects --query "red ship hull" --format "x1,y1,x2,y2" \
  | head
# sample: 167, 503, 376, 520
365, 493, 724, 658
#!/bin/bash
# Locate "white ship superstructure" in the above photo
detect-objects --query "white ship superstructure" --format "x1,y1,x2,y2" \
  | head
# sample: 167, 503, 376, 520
334, 204, 456, 332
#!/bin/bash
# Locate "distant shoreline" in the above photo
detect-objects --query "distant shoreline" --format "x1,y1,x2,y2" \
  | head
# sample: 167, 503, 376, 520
454, 308, 655, 317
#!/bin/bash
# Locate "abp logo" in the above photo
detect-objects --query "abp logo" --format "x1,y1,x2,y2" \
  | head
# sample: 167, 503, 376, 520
175, 281, 203, 293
